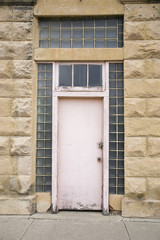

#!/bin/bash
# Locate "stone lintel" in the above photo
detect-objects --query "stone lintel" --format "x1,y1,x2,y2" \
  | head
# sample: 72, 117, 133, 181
120, 0, 160, 3
0, 0, 37, 5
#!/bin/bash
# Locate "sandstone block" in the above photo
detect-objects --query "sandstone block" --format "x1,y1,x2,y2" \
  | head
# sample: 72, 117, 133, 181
11, 156, 18, 175
125, 157, 160, 177
109, 195, 123, 211
125, 41, 160, 59
147, 138, 160, 156
122, 197, 160, 218
0, 176, 10, 193
0, 79, 32, 98
0, 117, 14, 136
146, 59, 160, 79
11, 137, 31, 156
18, 175, 33, 194
125, 177, 146, 198
14, 79, 32, 97
12, 22, 33, 41
10, 6, 33, 22
0, 195, 36, 215
0, 41, 33, 60
0, 23, 12, 41
125, 98, 146, 117
125, 79, 160, 98
0, 117, 32, 136
125, 4, 160, 22
125, 118, 160, 137
147, 98, 160, 117
124, 22, 145, 40
124, 21, 160, 41
0, 79, 14, 97
0, 137, 10, 155
125, 137, 146, 157
124, 60, 145, 79
12, 60, 32, 79
13, 117, 32, 136
36, 193, 51, 213
0, 156, 12, 174
0, 98, 12, 117
147, 178, 160, 200
12, 42, 33, 60
0, 60, 12, 78
10, 175, 20, 192
0, 42, 14, 60
17, 156, 32, 175
0, 6, 33, 22
145, 21, 160, 40
12, 98, 32, 117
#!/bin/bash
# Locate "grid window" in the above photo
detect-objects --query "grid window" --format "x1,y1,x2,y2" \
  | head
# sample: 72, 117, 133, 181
36, 64, 52, 192
109, 63, 124, 195
39, 17, 123, 48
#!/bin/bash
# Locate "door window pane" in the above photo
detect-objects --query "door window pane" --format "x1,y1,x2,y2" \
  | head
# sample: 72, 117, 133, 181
74, 65, 87, 87
89, 65, 102, 87
59, 65, 72, 86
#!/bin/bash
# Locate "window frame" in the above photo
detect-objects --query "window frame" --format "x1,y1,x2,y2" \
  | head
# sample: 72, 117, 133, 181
39, 17, 123, 49
54, 62, 107, 92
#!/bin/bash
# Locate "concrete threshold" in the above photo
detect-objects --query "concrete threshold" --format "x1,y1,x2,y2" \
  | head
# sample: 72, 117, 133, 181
31, 211, 123, 222
30, 211, 160, 223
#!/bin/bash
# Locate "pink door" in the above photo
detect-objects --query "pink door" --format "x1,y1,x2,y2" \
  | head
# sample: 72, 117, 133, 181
58, 98, 103, 210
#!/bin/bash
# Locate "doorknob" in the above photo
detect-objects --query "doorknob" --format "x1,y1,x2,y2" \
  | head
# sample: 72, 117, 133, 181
98, 142, 103, 149
97, 157, 102, 162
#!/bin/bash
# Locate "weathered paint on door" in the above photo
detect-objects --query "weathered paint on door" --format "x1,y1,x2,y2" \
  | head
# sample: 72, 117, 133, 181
58, 98, 103, 210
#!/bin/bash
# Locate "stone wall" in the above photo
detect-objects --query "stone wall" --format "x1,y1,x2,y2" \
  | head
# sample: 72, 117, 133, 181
1, 0, 160, 217
0, 4, 36, 214
122, 3, 160, 217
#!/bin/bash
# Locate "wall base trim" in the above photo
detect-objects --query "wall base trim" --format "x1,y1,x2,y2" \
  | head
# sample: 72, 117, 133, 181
0, 195, 36, 215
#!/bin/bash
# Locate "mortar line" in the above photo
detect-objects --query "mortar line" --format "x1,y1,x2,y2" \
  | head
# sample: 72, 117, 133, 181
20, 218, 35, 240
123, 220, 131, 240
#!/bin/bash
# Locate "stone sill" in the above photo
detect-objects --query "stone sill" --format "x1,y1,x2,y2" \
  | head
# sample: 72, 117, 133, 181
0, 0, 37, 5
120, 0, 160, 3
35, 48, 124, 61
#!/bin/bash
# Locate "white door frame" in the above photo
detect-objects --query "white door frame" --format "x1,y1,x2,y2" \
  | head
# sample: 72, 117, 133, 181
52, 62, 109, 215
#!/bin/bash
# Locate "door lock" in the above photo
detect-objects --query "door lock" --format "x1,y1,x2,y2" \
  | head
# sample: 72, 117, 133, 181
98, 142, 103, 149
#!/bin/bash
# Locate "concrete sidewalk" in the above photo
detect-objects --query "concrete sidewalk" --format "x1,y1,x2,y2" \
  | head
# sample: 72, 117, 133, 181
0, 212, 160, 240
